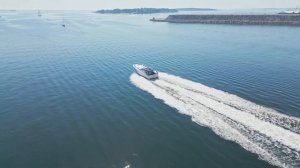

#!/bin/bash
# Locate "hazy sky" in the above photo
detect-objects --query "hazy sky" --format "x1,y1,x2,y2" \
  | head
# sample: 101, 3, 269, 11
1, 0, 300, 10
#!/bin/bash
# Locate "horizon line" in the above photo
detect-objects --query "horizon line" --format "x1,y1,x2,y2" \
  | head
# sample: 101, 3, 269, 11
0, 7, 297, 11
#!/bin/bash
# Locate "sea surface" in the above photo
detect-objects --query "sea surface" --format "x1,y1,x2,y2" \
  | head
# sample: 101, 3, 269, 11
0, 10, 300, 168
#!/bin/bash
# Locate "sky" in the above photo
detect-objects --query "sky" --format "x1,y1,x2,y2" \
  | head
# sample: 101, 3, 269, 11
0, 0, 300, 10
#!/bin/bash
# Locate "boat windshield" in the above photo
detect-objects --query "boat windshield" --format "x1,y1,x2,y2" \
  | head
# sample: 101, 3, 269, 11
143, 68, 156, 75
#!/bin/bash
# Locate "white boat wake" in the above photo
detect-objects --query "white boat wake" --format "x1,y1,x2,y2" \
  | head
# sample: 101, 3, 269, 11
130, 72, 300, 168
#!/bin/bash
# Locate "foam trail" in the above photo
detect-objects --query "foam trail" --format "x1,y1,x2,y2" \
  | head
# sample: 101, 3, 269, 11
130, 72, 300, 168
159, 73, 300, 134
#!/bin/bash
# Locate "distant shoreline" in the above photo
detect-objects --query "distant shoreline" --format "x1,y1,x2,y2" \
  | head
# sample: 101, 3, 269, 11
96, 8, 216, 14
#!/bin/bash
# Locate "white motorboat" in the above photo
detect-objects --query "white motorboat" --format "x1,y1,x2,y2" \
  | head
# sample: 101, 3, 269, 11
133, 64, 158, 80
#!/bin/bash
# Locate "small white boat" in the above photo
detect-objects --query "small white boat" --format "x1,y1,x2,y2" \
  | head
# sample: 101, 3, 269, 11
133, 64, 158, 80
278, 10, 300, 14
38, 10, 42, 17
62, 17, 66, 27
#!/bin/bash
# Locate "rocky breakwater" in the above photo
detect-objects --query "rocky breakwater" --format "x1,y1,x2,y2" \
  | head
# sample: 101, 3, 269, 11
150, 14, 300, 25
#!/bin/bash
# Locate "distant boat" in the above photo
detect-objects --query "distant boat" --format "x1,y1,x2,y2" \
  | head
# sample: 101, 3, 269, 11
62, 17, 66, 27
133, 64, 158, 80
278, 10, 300, 14
38, 10, 42, 17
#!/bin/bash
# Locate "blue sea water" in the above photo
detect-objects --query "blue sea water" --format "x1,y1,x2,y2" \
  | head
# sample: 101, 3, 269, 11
0, 10, 300, 168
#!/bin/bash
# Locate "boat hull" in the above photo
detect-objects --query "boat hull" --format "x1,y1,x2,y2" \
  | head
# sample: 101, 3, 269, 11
133, 64, 158, 80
